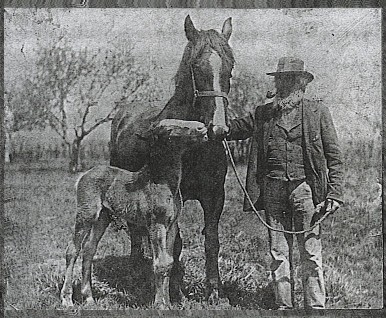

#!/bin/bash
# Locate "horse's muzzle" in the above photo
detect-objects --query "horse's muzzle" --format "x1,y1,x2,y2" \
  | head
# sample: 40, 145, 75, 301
196, 126, 209, 142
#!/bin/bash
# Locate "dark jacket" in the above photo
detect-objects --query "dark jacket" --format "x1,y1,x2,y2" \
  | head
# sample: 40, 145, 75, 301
228, 99, 344, 211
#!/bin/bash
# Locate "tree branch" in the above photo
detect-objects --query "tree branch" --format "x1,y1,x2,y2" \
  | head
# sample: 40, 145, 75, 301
82, 116, 112, 139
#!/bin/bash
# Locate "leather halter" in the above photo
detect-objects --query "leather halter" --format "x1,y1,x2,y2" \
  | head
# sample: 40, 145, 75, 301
190, 65, 229, 107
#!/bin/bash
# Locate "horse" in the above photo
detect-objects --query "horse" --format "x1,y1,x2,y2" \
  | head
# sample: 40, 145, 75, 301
110, 15, 234, 303
60, 119, 208, 308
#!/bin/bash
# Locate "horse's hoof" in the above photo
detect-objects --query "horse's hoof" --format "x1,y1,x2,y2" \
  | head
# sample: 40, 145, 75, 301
207, 288, 220, 305
170, 286, 185, 303
177, 290, 186, 303
154, 301, 171, 310
63, 306, 79, 315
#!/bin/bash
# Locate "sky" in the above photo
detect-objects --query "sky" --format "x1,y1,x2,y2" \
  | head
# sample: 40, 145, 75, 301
5, 8, 381, 142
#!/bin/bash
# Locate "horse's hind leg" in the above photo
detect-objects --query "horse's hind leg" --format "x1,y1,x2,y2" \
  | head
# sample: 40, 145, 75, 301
127, 223, 144, 262
61, 214, 92, 307
81, 207, 110, 305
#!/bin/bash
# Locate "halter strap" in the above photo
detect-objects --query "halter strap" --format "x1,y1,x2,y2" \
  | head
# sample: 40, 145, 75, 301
194, 90, 229, 101
190, 65, 229, 107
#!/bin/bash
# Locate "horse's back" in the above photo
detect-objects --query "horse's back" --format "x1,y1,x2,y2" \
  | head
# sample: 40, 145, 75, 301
110, 103, 162, 171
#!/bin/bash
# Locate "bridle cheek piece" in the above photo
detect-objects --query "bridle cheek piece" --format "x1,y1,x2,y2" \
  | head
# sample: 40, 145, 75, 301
190, 65, 229, 108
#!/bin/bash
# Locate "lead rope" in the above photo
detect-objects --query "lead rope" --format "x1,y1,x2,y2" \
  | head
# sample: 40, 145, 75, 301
190, 65, 198, 108
222, 139, 333, 234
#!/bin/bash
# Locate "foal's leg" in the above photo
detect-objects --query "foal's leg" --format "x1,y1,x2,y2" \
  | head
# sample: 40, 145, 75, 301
61, 215, 92, 307
81, 207, 110, 305
150, 221, 177, 309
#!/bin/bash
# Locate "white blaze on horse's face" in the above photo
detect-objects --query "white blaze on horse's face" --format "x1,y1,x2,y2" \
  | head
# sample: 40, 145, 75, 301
209, 51, 227, 128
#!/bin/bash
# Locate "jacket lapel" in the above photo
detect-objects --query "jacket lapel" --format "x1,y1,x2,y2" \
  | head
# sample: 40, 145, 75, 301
302, 100, 318, 175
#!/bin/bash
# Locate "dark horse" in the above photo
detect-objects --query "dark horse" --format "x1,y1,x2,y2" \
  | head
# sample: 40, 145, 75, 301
110, 15, 234, 303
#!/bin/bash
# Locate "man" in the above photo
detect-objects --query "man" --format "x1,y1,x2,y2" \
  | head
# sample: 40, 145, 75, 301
217, 57, 344, 309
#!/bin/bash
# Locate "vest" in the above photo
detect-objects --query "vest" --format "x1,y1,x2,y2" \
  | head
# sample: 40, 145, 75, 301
266, 110, 306, 181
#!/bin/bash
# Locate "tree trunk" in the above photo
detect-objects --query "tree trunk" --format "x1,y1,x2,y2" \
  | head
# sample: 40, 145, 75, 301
68, 139, 83, 173
5, 132, 12, 163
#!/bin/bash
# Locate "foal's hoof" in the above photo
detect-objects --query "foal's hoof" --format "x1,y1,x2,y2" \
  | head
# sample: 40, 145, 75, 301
61, 297, 74, 308
62, 299, 74, 308
83, 297, 96, 308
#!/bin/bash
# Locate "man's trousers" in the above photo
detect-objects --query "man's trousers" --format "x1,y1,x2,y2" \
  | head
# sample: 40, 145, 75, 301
264, 178, 325, 309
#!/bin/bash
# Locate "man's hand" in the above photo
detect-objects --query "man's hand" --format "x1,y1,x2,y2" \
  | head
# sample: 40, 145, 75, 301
208, 123, 229, 140
212, 125, 229, 136
324, 198, 340, 214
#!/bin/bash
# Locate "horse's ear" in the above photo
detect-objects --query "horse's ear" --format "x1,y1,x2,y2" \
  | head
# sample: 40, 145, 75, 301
185, 15, 199, 43
222, 17, 232, 41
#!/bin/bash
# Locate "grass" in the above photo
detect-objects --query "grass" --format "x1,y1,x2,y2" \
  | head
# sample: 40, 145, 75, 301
3, 140, 383, 310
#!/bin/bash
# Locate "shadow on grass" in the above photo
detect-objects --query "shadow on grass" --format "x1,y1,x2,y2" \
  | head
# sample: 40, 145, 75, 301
182, 277, 277, 309
68, 255, 276, 310
222, 281, 276, 310
76, 255, 155, 307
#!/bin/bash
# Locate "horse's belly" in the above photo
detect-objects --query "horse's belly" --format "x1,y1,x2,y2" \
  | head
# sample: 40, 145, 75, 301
111, 136, 149, 172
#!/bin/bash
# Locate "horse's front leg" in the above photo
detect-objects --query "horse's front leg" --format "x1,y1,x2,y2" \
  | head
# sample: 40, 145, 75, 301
199, 189, 225, 304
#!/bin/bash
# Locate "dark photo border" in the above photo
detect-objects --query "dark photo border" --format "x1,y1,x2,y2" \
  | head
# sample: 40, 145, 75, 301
1, 1, 385, 317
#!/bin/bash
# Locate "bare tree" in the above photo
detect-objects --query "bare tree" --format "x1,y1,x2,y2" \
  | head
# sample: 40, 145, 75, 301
11, 39, 161, 172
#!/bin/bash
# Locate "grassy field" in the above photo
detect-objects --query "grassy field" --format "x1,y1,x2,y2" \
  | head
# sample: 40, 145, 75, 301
3, 140, 383, 311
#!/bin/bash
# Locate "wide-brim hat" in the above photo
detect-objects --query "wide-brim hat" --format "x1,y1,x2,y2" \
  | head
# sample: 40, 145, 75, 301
267, 57, 314, 83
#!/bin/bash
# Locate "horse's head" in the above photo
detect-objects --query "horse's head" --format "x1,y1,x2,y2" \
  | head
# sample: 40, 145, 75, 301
174, 15, 234, 132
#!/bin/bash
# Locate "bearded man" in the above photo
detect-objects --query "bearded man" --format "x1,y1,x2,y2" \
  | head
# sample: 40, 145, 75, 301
217, 57, 344, 309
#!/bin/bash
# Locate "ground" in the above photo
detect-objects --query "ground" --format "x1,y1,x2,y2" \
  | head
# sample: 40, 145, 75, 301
3, 141, 383, 310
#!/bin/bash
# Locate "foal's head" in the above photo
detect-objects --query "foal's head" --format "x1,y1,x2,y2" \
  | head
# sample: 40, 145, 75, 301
147, 119, 208, 187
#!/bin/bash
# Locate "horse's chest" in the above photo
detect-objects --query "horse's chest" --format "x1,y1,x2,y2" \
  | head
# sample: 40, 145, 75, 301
104, 185, 150, 226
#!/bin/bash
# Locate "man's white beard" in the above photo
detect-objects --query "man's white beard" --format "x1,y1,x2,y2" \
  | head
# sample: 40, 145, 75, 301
275, 89, 304, 112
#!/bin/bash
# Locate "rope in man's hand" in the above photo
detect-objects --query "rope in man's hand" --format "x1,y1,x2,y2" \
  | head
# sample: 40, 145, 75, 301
222, 139, 336, 235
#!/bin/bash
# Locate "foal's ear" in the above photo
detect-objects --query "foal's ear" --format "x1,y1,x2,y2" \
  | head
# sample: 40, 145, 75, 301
135, 124, 157, 141
185, 15, 199, 43
222, 17, 232, 41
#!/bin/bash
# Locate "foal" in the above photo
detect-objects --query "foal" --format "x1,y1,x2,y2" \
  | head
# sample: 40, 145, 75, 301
60, 119, 208, 308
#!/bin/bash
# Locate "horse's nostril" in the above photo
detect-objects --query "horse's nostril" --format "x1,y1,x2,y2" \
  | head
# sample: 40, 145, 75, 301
203, 134, 208, 142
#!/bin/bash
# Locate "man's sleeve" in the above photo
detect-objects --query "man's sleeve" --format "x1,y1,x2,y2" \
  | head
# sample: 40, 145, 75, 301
320, 106, 344, 204
227, 111, 255, 140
